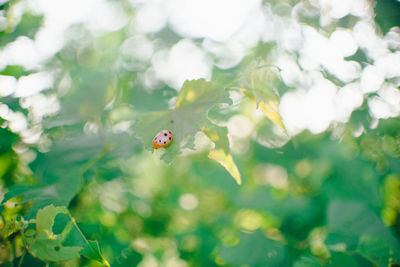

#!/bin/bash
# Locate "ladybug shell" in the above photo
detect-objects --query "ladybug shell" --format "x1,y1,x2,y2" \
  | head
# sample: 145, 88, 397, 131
153, 130, 173, 149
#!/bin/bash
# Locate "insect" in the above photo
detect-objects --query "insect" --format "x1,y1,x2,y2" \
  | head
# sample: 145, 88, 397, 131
153, 130, 173, 149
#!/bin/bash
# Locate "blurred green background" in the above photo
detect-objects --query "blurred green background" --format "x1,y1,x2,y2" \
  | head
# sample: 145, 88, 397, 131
0, 0, 400, 266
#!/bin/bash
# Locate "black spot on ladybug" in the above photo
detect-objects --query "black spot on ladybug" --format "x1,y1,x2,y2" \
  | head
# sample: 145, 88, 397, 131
169, 137, 171, 140
164, 141, 166, 144
164, 133, 167, 136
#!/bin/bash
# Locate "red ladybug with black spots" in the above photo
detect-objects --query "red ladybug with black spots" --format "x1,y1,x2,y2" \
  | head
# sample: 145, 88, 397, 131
153, 130, 173, 149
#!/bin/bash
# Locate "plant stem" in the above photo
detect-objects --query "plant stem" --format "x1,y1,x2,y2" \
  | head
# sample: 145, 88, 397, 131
67, 214, 110, 267
11, 238, 16, 266
17, 249, 26, 267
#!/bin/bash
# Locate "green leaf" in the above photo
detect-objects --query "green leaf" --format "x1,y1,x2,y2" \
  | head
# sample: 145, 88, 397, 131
2, 172, 82, 219
254, 118, 290, 148
29, 205, 83, 262
240, 64, 281, 104
1, 218, 21, 240
81, 240, 110, 267
357, 236, 400, 267
207, 102, 238, 125
240, 64, 286, 132
136, 79, 232, 163
0, 12, 43, 47
208, 149, 241, 185
258, 100, 286, 133
293, 255, 321, 267
174, 79, 231, 109
48, 212, 109, 265
327, 201, 397, 240
219, 230, 287, 266
29, 239, 82, 262
136, 79, 242, 184
328, 252, 359, 267
374, 0, 400, 34
202, 123, 230, 154
34, 205, 68, 237
0, 127, 19, 152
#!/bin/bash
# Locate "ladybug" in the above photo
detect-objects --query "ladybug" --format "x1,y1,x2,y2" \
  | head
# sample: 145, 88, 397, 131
153, 130, 173, 149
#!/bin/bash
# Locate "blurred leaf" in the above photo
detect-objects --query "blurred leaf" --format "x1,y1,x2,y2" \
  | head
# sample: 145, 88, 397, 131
0, 12, 43, 46
236, 188, 323, 239
326, 200, 400, 251
29, 205, 82, 262
0, 65, 30, 78
374, 0, 400, 34
0, 152, 12, 178
0, 127, 18, 153
1, 1, 400, 266
136, 79, 232, 163
357, 236, 400, 267
0, 218, 20, 240
208, 149, 241, 185
328, 252, 359, 267
240, 64, 286, 132
2, 172, 81, 219
48, 69, 111, 124
327, 201, 390, 237
293, 255, 321, 267
0, 96, 27, 115
29, 130, 103, 178
219, 230, 287, 267
254, 118, 290, 148
240, 64, 280, 105
127, 85, 177, 112
113, 247, 143, 267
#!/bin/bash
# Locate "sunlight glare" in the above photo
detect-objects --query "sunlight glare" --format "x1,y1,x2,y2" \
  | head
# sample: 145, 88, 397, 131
0, 75, 17, 97
152, 39, 212, 89
179, 194, 198, 211
15, 72, 53, 97
168, 0, 261, 42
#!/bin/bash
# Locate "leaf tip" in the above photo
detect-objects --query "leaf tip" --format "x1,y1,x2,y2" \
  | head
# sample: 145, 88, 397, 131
208, 149, 242, 185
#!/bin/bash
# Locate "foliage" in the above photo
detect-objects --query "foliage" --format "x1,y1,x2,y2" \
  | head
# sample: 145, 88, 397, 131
0, 0, 400, 266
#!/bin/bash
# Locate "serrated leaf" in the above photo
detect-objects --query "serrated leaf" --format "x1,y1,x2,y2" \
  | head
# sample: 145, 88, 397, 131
240, 64, 286, 132
136, 79, 232, 163
175, 79, 231, 109
207, 102, 238, 125
202, 123, 230, 154
29, 205, 83, 262
81, 240, 110, 267
208, 149, 241, 185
